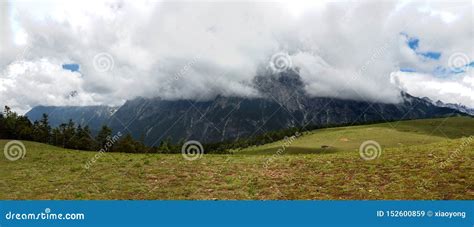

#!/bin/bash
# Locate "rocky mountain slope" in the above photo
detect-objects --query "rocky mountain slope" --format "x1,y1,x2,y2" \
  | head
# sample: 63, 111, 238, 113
107, 71, 462, 145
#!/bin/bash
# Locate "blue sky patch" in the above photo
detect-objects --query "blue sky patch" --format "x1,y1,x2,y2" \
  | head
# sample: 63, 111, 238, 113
419, 51, 441, 60
401, 33, 441, 61
407, 37, 419, 50
400, 68, 416, 73
433, 66, 450, 77
62, 64, 80, 72
433, 65, 469, 77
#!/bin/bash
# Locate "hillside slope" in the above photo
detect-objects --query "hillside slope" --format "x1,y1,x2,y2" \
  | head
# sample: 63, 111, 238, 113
238, 116, 474, 154
0, 117, 472, 200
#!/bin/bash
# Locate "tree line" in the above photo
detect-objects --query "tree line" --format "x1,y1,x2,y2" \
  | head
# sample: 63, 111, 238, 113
0, 106, 149, 153
0, 106, 240, 154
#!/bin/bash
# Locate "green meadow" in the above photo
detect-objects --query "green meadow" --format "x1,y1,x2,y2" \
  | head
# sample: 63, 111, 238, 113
1, 117, 473, 200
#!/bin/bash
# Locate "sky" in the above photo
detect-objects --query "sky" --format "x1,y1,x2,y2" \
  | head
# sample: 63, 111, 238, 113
0, 0, 473, 114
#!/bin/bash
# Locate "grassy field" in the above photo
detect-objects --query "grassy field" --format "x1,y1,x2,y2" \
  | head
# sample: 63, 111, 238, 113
1, 117, 473, 200
238, 117, 474, 154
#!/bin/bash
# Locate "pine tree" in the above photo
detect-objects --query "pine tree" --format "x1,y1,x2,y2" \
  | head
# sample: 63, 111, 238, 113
0, 112, 6, 138
96, 125, 113, 149
115, 134, 138, 153
34, 114, 51, 143
63, 119, 76, 149
3, 106, 17, 138
159, 137, 172, 153
75, 125, 95, 150
32, 120, 41, 142
56, 123, 67, 147
15, 116, 33, 140
51, 127, 61, 146
73, 125, 84, 149
0, 106, 34, 140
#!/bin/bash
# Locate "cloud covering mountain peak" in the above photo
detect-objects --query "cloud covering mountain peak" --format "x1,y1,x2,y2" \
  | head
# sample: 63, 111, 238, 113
0, 0, 472, 113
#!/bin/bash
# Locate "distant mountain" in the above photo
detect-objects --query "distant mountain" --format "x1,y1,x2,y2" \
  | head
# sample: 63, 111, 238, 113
26, 105, 118, 133
433, 100, 474, 116
26, 71, 465, 145
107, 71, 463, 145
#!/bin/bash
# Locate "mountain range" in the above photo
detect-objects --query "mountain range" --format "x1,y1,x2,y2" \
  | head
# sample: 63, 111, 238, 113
26, 70, 469, 145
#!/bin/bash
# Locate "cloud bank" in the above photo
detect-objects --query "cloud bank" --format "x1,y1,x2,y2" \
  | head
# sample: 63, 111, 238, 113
0, 0, 472, 113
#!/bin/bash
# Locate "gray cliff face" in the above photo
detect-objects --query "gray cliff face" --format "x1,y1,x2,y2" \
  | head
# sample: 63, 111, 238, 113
26, 70, 465, 145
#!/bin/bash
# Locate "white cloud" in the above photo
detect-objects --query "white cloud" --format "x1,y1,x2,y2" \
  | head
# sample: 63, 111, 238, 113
0, 0, 473, 113
0, 59, 100, 114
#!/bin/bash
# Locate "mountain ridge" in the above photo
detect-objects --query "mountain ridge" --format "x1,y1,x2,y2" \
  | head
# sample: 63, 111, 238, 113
27, 71, 468, 145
